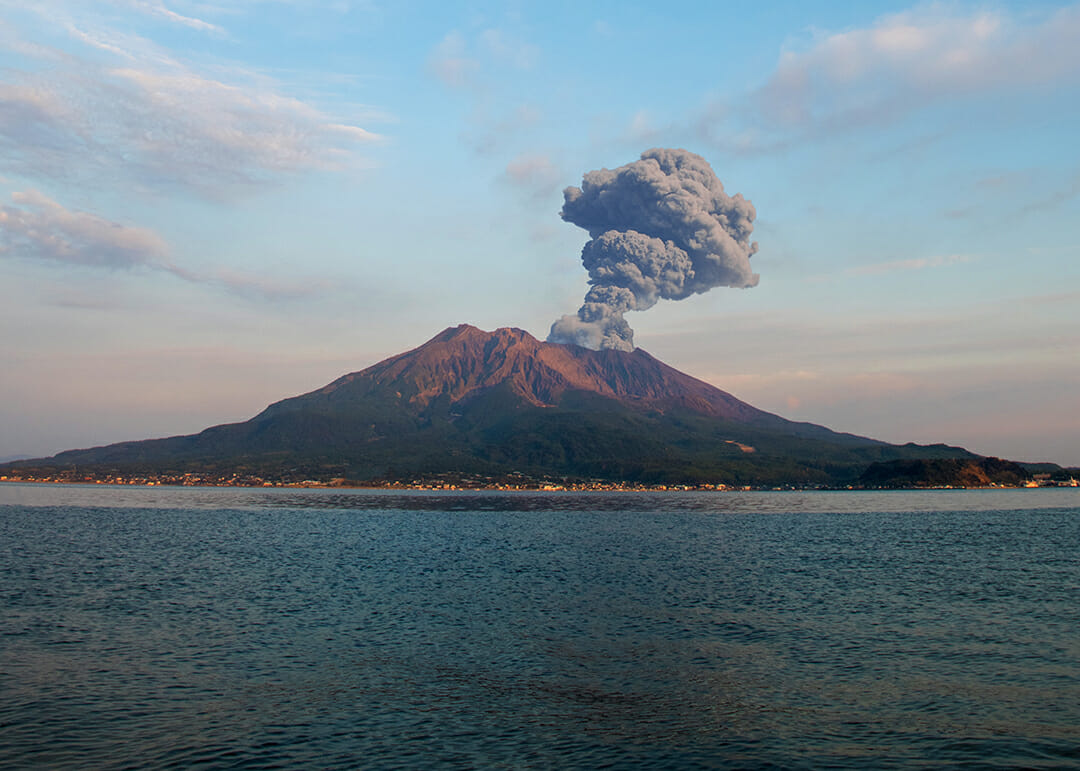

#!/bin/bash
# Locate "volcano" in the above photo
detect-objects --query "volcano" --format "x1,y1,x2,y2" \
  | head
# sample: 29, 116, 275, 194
11, 325, 975, 485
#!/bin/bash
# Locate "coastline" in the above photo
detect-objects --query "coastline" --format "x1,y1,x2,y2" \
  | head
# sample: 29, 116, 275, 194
2, 475, 1075, 492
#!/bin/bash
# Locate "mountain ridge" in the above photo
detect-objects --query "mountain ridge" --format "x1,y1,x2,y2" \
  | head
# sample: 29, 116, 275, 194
5, 324, 984, 485
270, 324, 777, 423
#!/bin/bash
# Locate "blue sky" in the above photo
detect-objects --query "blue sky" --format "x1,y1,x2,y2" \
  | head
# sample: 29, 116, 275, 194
1, 0, 1078, 466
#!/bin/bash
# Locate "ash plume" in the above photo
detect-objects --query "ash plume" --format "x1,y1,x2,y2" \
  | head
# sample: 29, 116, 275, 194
549, 148, 758, 351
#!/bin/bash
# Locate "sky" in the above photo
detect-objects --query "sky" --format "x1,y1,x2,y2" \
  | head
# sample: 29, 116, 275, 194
1, 0, 1078, 466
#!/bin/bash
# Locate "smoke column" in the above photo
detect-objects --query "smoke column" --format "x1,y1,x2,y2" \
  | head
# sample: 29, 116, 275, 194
548, 148, 758, 351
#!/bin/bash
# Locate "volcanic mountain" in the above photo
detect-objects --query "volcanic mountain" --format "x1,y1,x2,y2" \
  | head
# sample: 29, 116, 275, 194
14, 325, 976, 485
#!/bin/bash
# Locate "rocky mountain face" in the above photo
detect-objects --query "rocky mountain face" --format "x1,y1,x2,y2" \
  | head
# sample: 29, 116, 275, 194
270, 324, 773, 422
15, 325, 976, 485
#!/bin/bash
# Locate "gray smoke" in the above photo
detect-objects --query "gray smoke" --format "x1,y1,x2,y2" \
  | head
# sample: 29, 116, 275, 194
548, 148, 758, 351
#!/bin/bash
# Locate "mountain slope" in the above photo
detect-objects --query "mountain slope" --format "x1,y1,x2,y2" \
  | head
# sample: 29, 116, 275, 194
11, 325, 976, 485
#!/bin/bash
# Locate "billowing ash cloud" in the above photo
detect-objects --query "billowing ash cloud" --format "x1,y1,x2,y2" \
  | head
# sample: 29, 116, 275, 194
549, 148, 758, 351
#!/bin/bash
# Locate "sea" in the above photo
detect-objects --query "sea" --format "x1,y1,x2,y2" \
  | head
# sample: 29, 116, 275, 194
1, 483, 1078, 769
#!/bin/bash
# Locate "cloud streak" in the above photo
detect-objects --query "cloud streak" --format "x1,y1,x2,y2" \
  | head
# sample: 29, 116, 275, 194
125, 1, 223, 34
848, 254, 973, 277
700, 5, 1080, 151
0, 190, 321, 299
0, 9, 382, 198
0, 189, 168, 268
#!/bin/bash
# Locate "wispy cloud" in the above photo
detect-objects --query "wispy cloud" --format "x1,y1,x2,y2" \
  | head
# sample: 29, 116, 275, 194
0, 189, 169, 268
125, 0, 223, 34
502, 153, 562, 200
479, 28, 539, 70
0, 190, 322, 299
428, 27, 540, 88
65, 23, 136, 58
848, 254, 973, 277
623, 110, 670, 145
700, 4, 1080, 152
802, 253, 975, 284
428, 26, 545, 156
465, 104, 541, 155
167, 263, 330, 300
428, 31, 477, 89
1019, 171, 1080, 215
0, 7, 383, 198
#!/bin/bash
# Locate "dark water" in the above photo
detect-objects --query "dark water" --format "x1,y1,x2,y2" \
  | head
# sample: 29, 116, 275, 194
2, 485, 1078, 769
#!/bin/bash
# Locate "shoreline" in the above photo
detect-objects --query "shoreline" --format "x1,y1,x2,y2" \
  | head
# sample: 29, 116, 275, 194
2, 477, 1074, 491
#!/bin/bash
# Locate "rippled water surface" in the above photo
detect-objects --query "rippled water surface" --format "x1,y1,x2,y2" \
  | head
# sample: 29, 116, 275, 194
2, 484, 1078, 768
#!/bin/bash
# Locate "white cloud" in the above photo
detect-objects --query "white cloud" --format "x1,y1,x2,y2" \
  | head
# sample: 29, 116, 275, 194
0, 190, 324, 300
0, 8, 383, 197
0, 189, 168, 268
126, 1, 223, 34
703, 4, 1080, 150
66, 24, 136, 58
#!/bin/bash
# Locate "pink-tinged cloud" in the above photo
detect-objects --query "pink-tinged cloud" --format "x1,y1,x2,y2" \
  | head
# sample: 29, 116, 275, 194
503, 153, 561, 199
0, 190, 323, 300
0, 189, 168, 268
702, 5, 1080, 150
428, 31, 477, 88
0, 16, 383, 197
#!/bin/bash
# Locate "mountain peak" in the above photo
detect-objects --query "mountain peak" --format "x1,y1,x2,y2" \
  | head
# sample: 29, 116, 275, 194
307, 324, 770, 423
11, 322, 979, 486
431, 324, 540, 347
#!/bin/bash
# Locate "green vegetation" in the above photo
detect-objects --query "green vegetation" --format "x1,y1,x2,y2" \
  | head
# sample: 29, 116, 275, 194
1, 325, 1050, 489
859, 458, 1031, 488
5, 388, 982, 487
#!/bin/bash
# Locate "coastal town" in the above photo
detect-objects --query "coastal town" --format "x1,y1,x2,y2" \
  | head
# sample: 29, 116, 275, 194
0, 469, 743, 491
2, 468, 1076, 491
